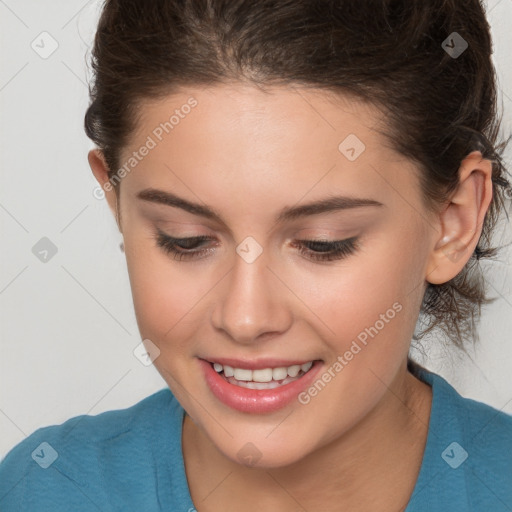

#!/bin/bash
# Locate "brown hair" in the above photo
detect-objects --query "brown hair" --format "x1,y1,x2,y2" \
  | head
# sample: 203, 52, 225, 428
84, 0, 511, 354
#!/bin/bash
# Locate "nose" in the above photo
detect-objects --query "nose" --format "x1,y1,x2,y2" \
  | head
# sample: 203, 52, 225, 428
210, 247, 292, 345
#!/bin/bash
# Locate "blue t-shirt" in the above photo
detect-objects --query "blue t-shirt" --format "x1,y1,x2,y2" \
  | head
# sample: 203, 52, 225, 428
1, 367, 511, 511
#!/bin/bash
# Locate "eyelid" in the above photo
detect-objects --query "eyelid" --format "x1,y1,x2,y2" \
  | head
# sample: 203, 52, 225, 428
153, 228, 360, 263
291, 236, 359, 262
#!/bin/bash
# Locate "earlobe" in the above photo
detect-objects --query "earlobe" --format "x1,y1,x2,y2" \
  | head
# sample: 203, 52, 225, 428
426, 151, 493, 285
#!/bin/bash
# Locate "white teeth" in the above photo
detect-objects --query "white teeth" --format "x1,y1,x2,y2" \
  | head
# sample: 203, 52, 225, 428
212, 360, 316, 382
239, 380, 282, 390
272, 367, 288, 381
233, 368, 252, 381
301, 361, 313, 373
252, 368, 274, 382
287, 364, 301, 378
224, 365, 235, 377
225, 374, 303, 389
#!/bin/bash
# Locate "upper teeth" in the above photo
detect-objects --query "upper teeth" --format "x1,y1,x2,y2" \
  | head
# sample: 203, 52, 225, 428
212, 361, 314, 382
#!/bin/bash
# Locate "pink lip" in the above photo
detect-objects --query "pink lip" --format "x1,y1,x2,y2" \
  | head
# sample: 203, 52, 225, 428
199, 358, 324, 414
201, 356, 320, 370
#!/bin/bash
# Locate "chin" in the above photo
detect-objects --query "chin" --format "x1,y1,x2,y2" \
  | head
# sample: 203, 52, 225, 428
220, 439, 310, 470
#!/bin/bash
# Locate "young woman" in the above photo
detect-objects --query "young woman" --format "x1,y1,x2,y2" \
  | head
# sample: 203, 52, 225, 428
1, 1, 511, 510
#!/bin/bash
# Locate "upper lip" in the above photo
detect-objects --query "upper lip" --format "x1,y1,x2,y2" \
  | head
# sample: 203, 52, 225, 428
200, 357, 321, 370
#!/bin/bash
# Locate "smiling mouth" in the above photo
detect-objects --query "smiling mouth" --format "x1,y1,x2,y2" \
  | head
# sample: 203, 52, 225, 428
209, 360, 321, 390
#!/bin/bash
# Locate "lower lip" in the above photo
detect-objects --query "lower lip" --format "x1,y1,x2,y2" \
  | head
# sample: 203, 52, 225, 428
199, 358, 324, 414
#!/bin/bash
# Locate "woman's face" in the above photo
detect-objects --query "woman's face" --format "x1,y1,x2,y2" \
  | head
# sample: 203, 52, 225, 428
112, 84, 438, 467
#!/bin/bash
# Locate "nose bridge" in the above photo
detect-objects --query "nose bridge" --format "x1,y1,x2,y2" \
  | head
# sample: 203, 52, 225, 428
211, 239, 291, 343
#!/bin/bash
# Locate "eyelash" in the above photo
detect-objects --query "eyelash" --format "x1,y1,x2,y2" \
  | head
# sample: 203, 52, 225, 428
153, 230, 359, 262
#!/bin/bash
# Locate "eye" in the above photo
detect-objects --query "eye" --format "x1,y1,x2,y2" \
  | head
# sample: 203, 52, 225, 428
153, 230, 215, 261
153, 229, 359, 262
292, 237, 359, 262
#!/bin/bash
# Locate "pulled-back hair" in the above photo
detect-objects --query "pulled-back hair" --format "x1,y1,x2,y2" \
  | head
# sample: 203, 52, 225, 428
84, 0, 511, 354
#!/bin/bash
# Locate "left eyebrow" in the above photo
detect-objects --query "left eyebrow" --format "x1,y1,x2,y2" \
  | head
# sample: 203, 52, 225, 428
136, 188, 383, 225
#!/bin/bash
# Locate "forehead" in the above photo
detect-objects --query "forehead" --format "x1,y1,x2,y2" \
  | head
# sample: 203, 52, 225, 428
118, 83, 421, 216
125, 82, 388, 161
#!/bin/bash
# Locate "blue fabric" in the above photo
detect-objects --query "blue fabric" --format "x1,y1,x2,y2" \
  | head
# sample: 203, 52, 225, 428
1, 368, 511, 511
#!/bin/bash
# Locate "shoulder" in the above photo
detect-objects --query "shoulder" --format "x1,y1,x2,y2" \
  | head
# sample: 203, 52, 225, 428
0, 388, 181, 511
429, 370, 512, 449
451, 381, 512, 481
412, 362, 512, 448
420, 368, 512, 509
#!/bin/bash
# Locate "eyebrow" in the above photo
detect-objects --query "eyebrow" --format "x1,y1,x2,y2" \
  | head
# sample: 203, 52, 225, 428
136, 188, 383, 224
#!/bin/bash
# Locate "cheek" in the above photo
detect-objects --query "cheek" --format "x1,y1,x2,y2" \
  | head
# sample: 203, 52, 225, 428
124, 215, 426, 367
124, 239, 207, 347
301, 238, 424, 364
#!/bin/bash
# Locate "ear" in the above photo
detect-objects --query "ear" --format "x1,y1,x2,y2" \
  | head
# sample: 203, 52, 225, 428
88, 149, 122, 233
426, 150, 493, 284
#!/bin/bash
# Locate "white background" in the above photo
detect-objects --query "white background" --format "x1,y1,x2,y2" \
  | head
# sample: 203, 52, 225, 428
1, 0, 511, 459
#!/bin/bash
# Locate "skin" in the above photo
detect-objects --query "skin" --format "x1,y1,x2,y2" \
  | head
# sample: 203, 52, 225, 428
89, 83, 493, 511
